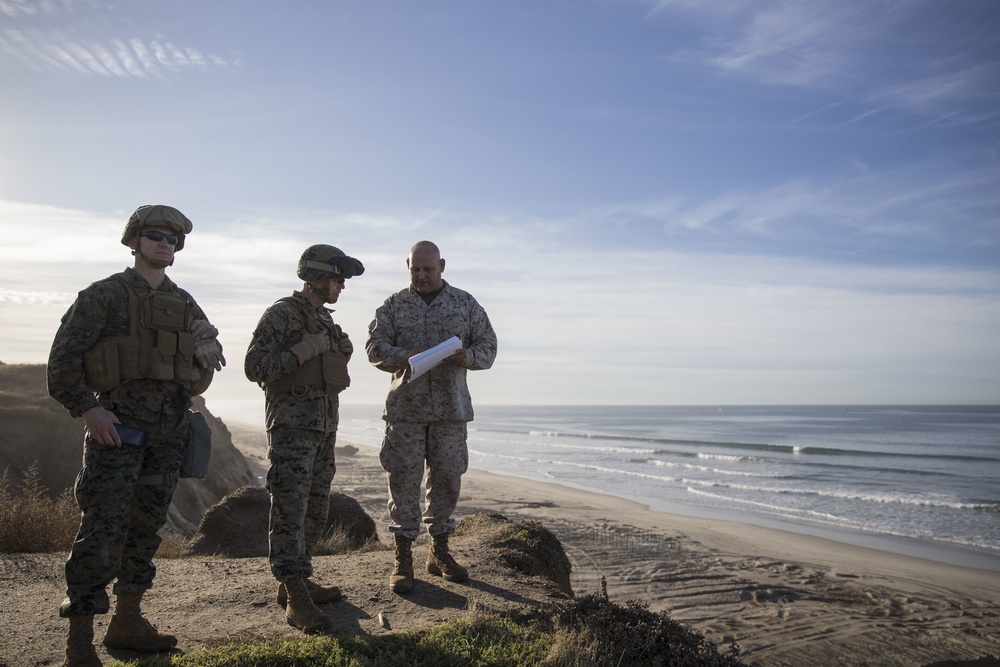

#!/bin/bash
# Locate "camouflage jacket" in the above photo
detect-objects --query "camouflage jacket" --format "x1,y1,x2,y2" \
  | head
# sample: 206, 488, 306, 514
46, 267, 209, 422
244, 291, 349, 432
366, 281, 497, 423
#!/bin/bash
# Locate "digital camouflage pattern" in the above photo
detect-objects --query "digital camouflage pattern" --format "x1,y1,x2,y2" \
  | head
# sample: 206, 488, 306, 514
365, 280, 497, 424
48, 267, 208, 422
47, 267, 211, 618
244, 291, 351, 581
244, 291, 351, 432
366, 280, 496, 539
121, 205, 193, 251
378, 421, 468, 539
265, 428, 338, 580
61, 416, 188, 616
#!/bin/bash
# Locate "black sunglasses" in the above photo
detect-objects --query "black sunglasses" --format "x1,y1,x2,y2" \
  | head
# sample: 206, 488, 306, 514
141, 231, 180, 246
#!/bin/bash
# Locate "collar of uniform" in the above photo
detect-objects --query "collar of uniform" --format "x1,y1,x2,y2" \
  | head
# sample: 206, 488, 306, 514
123, 266, 175, 292
406, 279, 449, 300
291, 289, 334, 314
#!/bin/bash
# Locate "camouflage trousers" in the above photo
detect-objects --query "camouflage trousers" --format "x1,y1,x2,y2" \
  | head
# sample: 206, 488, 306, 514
379, 420, 468, 541
60, 413, 188, 618
265, 427, 337, 582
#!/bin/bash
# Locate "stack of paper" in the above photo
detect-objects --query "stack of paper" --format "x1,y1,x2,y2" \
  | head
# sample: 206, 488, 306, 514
407, 336, 462, 383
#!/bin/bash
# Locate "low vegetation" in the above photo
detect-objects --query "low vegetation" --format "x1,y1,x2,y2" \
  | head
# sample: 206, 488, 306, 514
0, 463, 79, 552
113, 597, 747, 667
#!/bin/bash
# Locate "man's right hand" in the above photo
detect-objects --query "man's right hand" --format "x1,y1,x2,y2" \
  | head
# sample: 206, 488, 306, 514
83, 406, 122, 447
290, 331, 331, 365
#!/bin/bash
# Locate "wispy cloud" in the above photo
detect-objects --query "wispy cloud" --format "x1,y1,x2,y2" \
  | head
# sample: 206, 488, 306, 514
646, 0, 1000, 129
0, 0, 75, 18
866, 61, 1000, 128
0, 28, 238, 77
0, 288, 73, 307
575, 161, 1000, 266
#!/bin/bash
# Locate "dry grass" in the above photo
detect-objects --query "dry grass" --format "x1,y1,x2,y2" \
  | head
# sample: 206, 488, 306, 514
0, 462, 205, 559
0, 463, 79, 553
313, 523, 385, 556
155, 532, 192, 559
541, 595, 747, 667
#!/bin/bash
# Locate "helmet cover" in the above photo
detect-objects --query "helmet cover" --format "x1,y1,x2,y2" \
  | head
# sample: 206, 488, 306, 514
297, 244, 365, 282
121, 205, 193, 251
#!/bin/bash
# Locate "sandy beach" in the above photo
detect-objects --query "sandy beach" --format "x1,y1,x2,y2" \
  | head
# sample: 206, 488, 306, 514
455, 462, 1000, 666
2, 443, 998, 667
331, 444, 1000, 666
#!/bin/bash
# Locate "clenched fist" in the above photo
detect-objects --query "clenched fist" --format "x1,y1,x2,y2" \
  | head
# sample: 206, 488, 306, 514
290, 331, 330, 365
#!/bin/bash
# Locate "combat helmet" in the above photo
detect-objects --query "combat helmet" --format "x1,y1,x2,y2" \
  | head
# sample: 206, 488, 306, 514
297, 244, 365, 282
121, 205, 193, 251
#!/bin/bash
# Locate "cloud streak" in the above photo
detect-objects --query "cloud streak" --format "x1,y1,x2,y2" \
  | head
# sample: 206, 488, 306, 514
648, 0, 1000, 129
0, 27, 237, 78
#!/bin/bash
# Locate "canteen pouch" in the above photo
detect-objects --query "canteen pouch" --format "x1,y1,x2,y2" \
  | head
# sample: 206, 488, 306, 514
181, 410, 212, 479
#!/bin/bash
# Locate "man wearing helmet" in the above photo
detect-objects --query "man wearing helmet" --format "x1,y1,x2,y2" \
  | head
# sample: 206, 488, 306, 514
47, 205, 225, 667
244, 244, 364, 635
366, 241, 497, 594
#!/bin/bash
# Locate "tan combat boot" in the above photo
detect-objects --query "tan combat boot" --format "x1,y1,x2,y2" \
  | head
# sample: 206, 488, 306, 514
276, 578, 342, 607
389, 534, 414, 594
284, 577, 334, 634
426, 532, 469, 582
65, 615, 102, 667
102, 593, 177, 652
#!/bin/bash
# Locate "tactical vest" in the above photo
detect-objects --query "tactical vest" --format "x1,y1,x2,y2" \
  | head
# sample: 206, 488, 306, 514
262, 296, 351, 396
83, 273, 208, 394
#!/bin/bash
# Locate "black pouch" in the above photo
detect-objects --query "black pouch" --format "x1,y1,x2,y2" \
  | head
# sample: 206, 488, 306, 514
181, 411, 212, 479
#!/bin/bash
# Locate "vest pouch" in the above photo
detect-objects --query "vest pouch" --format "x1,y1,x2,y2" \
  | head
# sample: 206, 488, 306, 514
145, 292, 189, 332
149, 330, 177, 380
174, 331, 197, 383
117, 336, 141, 380
83, 340, 120, 393
321, 349, 351, 394
263, 349, 323, 394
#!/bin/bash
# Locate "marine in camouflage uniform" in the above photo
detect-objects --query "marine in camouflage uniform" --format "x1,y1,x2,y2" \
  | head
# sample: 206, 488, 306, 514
47, 205, 224, 667
365, 240, 497, 594
244, 244, 363, 635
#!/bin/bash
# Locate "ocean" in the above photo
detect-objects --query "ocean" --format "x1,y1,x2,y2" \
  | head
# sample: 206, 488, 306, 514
336, 404, 1000, 572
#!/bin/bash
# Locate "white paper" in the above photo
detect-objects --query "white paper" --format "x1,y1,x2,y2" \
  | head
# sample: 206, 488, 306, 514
407, 336, 462, 383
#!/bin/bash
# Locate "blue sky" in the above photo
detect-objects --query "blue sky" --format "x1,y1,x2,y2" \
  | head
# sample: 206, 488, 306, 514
1, 0, 998, 426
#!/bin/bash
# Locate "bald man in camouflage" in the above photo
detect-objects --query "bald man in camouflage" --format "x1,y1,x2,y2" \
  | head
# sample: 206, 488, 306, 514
244, 244, 363, 635
47, 205, 225, 667
366, 240, 497, 594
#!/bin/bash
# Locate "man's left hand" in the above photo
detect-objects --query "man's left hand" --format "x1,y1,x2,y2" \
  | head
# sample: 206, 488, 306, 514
195, 338, 226, 371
